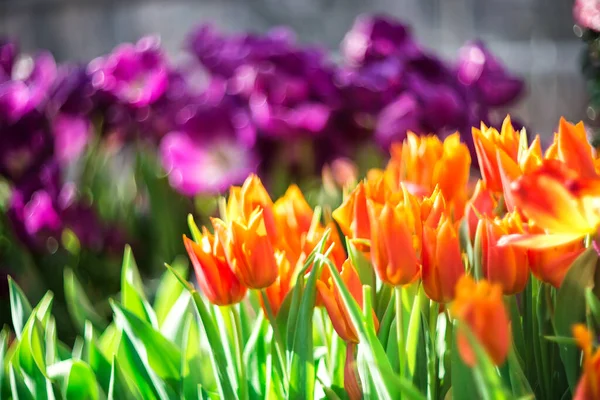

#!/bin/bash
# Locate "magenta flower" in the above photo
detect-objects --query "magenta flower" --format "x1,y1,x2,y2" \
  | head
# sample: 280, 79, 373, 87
574, 0, 600, 31
88, 36, 169, 108
160, 132, 257, 195
0, 50, 57, 122
52, 114, 91, 164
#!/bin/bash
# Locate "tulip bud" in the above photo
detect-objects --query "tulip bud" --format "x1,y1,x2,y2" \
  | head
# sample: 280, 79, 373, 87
452, 275, 511, 366
573, 324, 600, 400
421, 216, 465, 302
183, 233, 247, 306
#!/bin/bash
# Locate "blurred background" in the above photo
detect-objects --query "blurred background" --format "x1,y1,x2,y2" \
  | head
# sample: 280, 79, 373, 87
0, 0, 585, 135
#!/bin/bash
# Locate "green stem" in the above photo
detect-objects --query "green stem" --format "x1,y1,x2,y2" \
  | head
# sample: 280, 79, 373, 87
428, 301, 439, 400
395, 286, 406, 378
230, 305, 248, 400
259, 289, 289, 384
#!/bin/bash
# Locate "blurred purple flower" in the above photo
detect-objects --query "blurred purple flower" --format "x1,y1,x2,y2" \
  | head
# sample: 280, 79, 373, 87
185, 24, 296, 78
159, 80, 258, 195
88, 36, 169, 108
52, 114, 91, 163
160, 132, 257, 195
48, 64, 96, 116
456, 41, 524, 107
374, 93, 423, 147
341, 15, 420, 66
0, 51, 57, 122
0, 113, 55, 185
0, 39, 18, 78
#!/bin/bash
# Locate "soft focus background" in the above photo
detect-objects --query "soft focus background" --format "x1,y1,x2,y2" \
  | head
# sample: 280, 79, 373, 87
0, 0, 585, 136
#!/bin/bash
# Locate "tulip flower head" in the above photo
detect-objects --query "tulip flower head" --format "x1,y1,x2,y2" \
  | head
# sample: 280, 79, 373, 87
451, 275, 511, 367
500, 159, 600, 249
421, 216, 465, 302
183, 232, 247, 306
477, 213, 529, 295
317, 259, 378, 343
212, 207, 279, 289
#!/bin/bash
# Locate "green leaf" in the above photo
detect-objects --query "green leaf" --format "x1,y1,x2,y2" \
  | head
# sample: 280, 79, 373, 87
117, 332, 175, 400
120, 245, 158, 328
0, 328, 8, 395
553, 247, 598, 393
159, 291, 191, 346
83, 321, 112, 393
15, 313, 47, 379
182, 313, 216, 399
458, 321, 511, 400
9, 363, 35, 400
33, 292, 54, 331
166, 259, 238, 400
585, 288, 600, 330
9, 277, 33, 339
506, 347, 534, 398
97, 323, 121, 360
154, 258, 189, 327
47, 360, 100, 400
64, 269, 108, 334
288, 230, 331, 399
107, 356, 139, 400
111, 301, 181, 384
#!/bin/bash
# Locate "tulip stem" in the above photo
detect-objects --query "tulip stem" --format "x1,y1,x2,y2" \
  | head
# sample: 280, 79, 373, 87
259, 289, 289, 385
230, 305, 248, 400
395, 286, 406, 378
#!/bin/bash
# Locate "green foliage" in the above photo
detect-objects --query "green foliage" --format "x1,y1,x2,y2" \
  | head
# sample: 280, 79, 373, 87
1, 240, 596, 400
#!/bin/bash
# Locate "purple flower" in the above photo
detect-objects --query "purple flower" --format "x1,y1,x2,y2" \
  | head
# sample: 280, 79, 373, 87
159, 80, 258, 195
52, 114, 91, 163
0, 39, 18, 78
48, 64, 96, 116
456, 41, 524, 107
88, 36, 169, 108
374, 93, 423, 147
341, 15, 420, 66
0, 113, 55, 185
0, 51, 57, 122
185, 24, 295, 78
160, 132, 257, 195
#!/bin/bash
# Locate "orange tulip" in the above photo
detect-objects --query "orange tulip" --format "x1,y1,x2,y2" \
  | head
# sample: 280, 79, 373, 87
274, 184, 314, 260
212, 208, 278, 289
385, 132, 470, 216
496, 135, 543, 211
332, 182, 371, 242
528, 244, 584, 289
421, 216, 465, 302
451, 275, 511, 367
421, 186, 446, 229
500, 159, 600, 249
240, 174, 277, 239
477, 214, 529, 295
183, 233, 247, 306
472, 115, 521, 193
555, 118, 597, 178
316, 259, 378, 343
262, 251, 296, 316
367, 200, 420, 286
573, 324, 600, 400
464, 180, 497, 239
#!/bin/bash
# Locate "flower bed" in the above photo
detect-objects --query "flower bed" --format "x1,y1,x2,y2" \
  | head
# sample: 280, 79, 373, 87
2, 115, 600, 399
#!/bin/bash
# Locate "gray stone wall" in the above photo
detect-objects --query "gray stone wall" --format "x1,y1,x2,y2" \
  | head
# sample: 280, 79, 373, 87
0, 0, 586, 137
